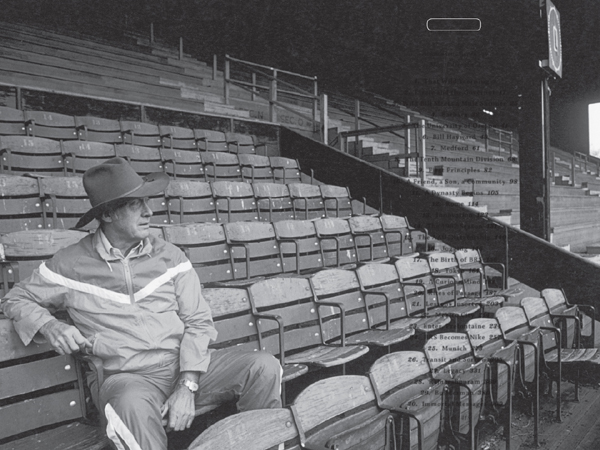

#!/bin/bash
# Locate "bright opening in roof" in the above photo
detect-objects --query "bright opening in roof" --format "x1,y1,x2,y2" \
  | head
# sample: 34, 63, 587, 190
590, 103, 600, 158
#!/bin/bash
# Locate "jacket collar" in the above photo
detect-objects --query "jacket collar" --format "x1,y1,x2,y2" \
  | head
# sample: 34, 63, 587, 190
93, 228, 153, 261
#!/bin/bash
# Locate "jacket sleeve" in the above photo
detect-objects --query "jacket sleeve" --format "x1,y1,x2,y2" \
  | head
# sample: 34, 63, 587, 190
1, 261, 70, 346
173, 255, 218, 373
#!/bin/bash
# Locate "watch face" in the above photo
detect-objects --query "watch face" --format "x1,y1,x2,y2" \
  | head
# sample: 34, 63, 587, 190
181, 379, 198, 392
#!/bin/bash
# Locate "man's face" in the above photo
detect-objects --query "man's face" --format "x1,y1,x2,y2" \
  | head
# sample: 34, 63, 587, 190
106, 198, 153, 246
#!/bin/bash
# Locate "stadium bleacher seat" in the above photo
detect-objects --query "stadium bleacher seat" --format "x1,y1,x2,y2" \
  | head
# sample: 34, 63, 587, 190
24, 110, 78, 141
320, 184, 353, 218
289, 183, 325, 220
0, 175, 44, 232
541, 287, 595, 347
310, 268, 416, 347
225, 132, 262, 154
270, 156, 302, 184
62, 140, 117, 174
159, 125, 198, 151
274, 219, 323, 274
201, 151, 242, 181
253, 182, 294, 222
314, 217, 358, 267
379, 214, 417, 257
348, 215, 390, 261
38, 176, 93, 230
212, 181, 259, 223
0, 136, 66, 175
290, 376, 396, 450
247, 276, 369, 369
160, 146, 205, 179
115, 144, 165, 175
238, 153, 274, 182
119, 120, 161, 147
0, 106, 26, 135
165, 180, 217, 224
368, 351, 445, 450
194, 129, 228, 152
75, 116, 122, 143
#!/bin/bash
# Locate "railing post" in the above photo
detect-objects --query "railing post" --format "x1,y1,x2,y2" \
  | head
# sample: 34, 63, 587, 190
251, 72, 257, 101
150, 23, 154, 45
179, 37, 183, 60
571, 154, 576, 186
552, 151, 556, 183
484, 124, 489, 153
313, 77, 318, 133
224, 56, 230, 105
405, 114, 411, 155
320, 93, 328, 145
212, 55, 217, 81
420, 119, 427, 182
509, 131, 513, 161
269, 69, 278, 123
354, 99, 360, 131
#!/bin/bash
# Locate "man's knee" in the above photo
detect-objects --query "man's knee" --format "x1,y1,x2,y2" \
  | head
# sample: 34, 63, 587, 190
247, 351, 282, 381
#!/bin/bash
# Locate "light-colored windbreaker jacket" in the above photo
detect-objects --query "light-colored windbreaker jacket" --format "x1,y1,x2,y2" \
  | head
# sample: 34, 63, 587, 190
2, 230, 218, 376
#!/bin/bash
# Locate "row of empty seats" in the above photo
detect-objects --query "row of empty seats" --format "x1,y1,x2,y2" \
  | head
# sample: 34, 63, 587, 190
0, 106, 267, 153
0, 174, 361, 232
193, 285, 598, 450
0, 136, 299, 181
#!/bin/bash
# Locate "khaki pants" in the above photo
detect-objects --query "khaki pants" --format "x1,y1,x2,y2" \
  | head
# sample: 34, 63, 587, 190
99, 350, 283, 450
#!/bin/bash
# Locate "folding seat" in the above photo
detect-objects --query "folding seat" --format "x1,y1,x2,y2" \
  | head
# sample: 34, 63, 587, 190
369, 351, 446, 450
223, 221, 283, 280
38, 176, 94, 230
61, 140, 117, 174
466, 318, 519, 450
75, 116, 122, 144
395, 256, 481, 320
426, 251, 505, 315
200, 151, 242, 181
455, 248, 525, 303
238, 153, 274, 182
24, 110, 78, 141
270, 156, 302, 184
289, 183, 325, 220
348, 215, 390, 262
520, 297, 600, 420
247, 276, 369, 369
119, 121, 162, 147
313, 217, 358, 268
253, 182, 294, 222
0, 175, 44, 233
379, 214, 418, 257
0, 136, 66, 175
115, 144, 165, 175
541, 288, 595, 348
158, 125, 197, 151
159, 147, 205, 180
204, 288, 307, 397
320, 184, 353, 218
424, 332, 488, 450
310, 268, 416, 347
194, 129, 228, 152
212, 181, 259, 223
273, 219, 323, 274
188, 409, 300, 450
165, 180, 216, 224
0, 106, 26, 135
162, 222, 233, 285
225, 132, 266, 154
356, 262, 451, 334
290, 376, 396, 450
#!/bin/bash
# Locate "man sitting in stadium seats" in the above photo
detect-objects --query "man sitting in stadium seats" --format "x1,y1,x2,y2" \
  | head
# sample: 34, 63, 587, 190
1, 157, 282, 450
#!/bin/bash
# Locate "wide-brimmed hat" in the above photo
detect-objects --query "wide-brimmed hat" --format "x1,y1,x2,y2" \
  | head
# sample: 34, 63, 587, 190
75, 157, 169, 228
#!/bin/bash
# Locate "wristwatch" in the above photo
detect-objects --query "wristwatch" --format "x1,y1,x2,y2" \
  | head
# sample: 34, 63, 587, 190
179, 379, 199, 393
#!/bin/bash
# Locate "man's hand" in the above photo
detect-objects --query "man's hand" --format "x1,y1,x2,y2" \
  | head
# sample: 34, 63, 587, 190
160, 384, 196, 431
39, 319, 92, 355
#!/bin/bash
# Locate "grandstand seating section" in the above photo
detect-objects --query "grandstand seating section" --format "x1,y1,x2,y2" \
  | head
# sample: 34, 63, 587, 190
0, 21, 596, 448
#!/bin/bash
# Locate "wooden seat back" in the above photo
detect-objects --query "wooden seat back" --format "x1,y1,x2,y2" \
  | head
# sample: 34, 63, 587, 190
200, 152, 241, 181
269, 156, 301, 184
165, 180, 216, 224
75, 116, 122, 143
188, 408, 300, 450
320, 184, 352, 218
253, 182, 294, 222
379, 214, 414, 256
114, 144, 164, 175
541, 288, 580, 348
119, 121, 161, 147
424, 333, 486, 435
395, 256, 439, 310
61, 141, 116, 174
495, 306, 538, 383
426, 251, 464, 303
238, 154, 273, 182
225, 132, 257, 154
314, 217, 357, 267
212, 181, 258, 223
158, 125, 197, 151
162, 222, 233, 284
223, 222, 282, 279
288, 183, 325, 220
369, 351, 444, 450
273, 219, 322, 274
348, 215, 389, 262
291, 375, 394, 450
0, 175, 44, 233
159, 147, 205, 180
25, 110, 78, 141
520, 297, 559, 357
0, 136, 65, 175
0, 106, 26, 135
38, 176, 92, 230
194, 129, 228, 153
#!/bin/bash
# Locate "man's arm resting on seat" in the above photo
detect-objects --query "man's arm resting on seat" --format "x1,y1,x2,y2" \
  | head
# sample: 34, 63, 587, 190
39, 318, 92, 355
161, 370, 201, 431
